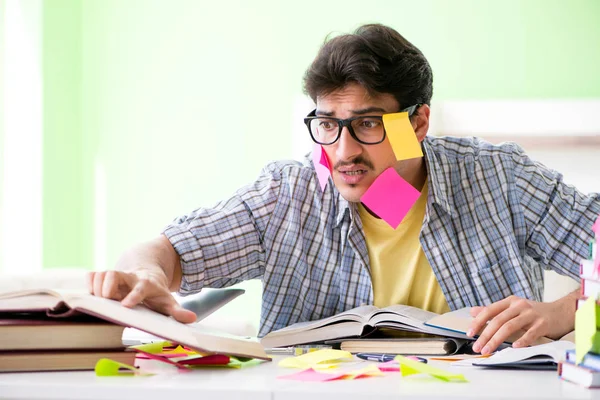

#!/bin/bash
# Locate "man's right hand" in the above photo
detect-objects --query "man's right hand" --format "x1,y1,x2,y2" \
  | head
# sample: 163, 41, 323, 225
86, 235, 197, 324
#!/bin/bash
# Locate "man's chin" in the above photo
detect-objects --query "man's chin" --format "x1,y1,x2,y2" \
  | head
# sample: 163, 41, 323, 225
337, 187, 366, 203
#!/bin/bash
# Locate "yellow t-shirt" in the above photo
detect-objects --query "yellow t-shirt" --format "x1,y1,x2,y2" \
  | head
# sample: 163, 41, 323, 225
358, 182, 450, 314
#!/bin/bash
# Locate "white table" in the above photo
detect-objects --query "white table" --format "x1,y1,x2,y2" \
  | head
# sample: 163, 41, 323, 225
0, 357, 599, 400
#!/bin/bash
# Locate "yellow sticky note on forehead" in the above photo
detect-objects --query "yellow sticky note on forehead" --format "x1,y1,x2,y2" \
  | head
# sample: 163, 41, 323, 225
382, 112, 423, 161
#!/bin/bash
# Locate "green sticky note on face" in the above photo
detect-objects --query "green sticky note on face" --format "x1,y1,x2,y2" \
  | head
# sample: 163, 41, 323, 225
382, 112, 423, 161
395, 355, 468, 383
575, 297, 600, 364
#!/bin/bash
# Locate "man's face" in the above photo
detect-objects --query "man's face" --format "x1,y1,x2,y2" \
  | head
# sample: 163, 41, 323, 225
316, 83, 400, 203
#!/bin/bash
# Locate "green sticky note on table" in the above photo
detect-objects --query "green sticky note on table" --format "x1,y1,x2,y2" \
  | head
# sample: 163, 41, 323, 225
395, 355, 468, 383
95, 358, 152, 377
382, 112, 423, 161
130, 341, 173, 354
575, 296, 600, 364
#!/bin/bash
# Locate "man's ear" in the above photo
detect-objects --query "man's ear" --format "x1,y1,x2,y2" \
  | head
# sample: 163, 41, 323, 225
412, 104, 430, 142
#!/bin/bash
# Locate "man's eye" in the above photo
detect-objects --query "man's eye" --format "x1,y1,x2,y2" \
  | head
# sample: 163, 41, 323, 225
319, 121, 336, 130
360, 119, 381, 128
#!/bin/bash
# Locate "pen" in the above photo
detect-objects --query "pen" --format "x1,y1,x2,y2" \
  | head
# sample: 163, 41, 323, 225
355, 353, 427, 363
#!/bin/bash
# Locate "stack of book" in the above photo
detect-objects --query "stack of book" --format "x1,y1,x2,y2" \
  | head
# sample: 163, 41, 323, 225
0, 314, 134, 372
0, 288, 270, 373
558, 214, 600, 388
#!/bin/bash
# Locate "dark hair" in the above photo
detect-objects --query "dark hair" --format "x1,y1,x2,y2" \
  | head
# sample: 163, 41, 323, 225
303, 24, 433, 109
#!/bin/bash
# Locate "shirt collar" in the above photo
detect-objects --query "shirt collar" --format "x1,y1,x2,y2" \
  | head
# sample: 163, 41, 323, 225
422, 136, 455, 217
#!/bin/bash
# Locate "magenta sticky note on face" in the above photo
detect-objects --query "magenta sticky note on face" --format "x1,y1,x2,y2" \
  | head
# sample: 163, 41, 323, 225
593, 215, 600, 235
312, 144, 331, 191
360, 167, 420, 229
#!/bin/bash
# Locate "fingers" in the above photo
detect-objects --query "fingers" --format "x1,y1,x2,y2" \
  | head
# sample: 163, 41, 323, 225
513, 319, 546, 348
88, 269, 196, 324
121, 280, 147, 308
168, 304, 198, 324
86, 272, 94, 294
92, 271, 107, 297
474, 310, 530, 354
469, 306, 485, 317
467, 297, 512, 337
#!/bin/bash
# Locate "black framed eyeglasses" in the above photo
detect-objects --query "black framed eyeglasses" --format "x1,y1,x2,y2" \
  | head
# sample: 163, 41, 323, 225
304, 104, 421, 145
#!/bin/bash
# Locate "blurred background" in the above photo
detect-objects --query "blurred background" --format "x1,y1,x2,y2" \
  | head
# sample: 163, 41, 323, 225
0, 0, 599, 327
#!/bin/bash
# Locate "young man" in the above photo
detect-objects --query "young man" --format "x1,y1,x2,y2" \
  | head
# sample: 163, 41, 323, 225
88, 24, 600, 355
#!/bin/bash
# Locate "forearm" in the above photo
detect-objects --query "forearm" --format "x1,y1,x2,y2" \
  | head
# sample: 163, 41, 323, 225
115, 234, 183, 292
548, 288, 580, 338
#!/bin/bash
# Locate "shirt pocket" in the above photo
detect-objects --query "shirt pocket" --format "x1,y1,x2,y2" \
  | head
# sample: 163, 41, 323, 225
473, 257, 515, 304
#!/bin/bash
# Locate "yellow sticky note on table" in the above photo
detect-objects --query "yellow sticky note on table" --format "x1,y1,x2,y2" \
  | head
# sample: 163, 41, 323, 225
395, 356, 468, 383
382, 112, 423, 161
575, 296, 600, 364
278, 349, 352, 369
341, 364, 385, 380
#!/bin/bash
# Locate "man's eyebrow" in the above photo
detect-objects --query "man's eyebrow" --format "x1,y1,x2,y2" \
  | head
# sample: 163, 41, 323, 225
315, 107, 388, 117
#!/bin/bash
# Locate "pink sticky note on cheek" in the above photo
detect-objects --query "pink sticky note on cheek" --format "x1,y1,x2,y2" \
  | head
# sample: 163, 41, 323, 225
360, 168, 420, 229
312, 144, 331, 191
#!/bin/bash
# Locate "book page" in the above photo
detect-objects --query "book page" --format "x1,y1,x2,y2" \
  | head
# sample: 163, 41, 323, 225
263, 305, 379, 336
64, 293, 269, 359
0, 289, 63, 312
368, 305, 470, 340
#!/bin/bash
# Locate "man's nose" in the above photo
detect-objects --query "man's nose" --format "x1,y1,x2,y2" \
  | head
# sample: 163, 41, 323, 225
335, 126, 362, 160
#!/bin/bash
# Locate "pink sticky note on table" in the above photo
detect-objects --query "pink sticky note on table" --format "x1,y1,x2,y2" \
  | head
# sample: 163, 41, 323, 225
278, 368, 346, 382
360, 167, 420, 229
377, 360, 400, 372
312, 144, 331, 191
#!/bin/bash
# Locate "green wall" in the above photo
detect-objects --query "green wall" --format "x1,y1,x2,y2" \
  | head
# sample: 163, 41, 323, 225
43, 0, 89, 268
40, 0, 600, 271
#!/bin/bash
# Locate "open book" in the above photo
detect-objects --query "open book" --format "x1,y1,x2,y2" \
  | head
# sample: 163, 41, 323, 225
260, 304, 571, 350
0, 289, 270, 361
260, 304, 472, 349
459, 341, 575, 370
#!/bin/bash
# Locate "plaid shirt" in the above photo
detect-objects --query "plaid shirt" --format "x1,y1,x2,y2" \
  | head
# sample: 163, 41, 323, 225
163, 136, 600, 337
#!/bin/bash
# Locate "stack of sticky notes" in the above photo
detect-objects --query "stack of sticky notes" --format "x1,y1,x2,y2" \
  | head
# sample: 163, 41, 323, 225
559, 214, 600, 388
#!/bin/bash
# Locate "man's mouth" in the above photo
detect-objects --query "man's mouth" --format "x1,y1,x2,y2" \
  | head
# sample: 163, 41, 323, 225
343, 170, 367, 176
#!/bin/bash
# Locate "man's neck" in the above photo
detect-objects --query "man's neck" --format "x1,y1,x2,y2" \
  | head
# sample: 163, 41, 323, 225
396, 157, 428, 191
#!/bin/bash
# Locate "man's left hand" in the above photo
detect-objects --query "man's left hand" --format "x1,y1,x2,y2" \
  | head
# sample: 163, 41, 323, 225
467, 290, 578, 355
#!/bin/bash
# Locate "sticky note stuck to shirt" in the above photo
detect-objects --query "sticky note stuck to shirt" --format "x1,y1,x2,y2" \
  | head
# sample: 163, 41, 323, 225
395, 355, 468, 382
312, 144, 331, 192
360, 167, 420, 229
382, 112, 423, 161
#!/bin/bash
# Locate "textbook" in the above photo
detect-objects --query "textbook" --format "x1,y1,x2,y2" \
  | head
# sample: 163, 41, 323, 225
261, 303, 566, 349
559, 362, 600, 388
0, 289, 270, 361
335, 331, 469, 355
470, 341, 574, 370
260, 304, 473, 348
0, 316, 125, 351
0, 349, 136, 372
